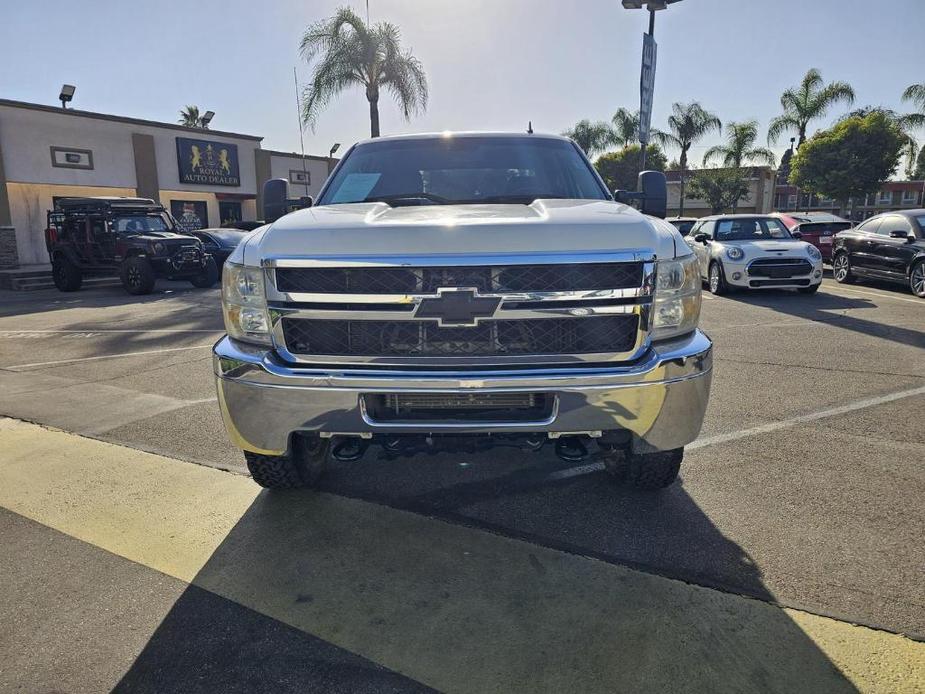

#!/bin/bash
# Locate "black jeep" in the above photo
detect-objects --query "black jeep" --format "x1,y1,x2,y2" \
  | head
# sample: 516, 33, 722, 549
45, 197, 218, 295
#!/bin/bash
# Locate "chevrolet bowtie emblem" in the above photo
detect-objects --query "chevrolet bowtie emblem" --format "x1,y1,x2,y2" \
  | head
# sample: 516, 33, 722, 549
414, 288, 502, 327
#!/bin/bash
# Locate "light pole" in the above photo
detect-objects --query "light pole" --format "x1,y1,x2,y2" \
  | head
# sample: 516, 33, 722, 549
328, 143, 341, 174
620, 0, 683, 170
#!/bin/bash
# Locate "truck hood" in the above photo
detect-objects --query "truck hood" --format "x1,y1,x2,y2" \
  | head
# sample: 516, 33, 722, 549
244, 200, 682, 265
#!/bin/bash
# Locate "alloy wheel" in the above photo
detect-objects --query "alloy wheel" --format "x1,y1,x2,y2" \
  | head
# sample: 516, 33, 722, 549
833, 255, 848, 282
128, 267, 140, 286
709, 266, 720, 293
911, 263, 925, 298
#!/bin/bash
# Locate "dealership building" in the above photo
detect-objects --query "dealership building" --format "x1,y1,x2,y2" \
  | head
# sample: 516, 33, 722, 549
0, 98, 334, 267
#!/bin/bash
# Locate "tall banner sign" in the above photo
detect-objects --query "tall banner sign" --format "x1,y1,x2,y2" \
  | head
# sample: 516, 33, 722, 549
176, 137, 240, 187
638, 33, 657, 145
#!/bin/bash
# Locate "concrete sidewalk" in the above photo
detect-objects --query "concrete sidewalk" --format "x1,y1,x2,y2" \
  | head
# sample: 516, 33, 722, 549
1, 417, 923, 693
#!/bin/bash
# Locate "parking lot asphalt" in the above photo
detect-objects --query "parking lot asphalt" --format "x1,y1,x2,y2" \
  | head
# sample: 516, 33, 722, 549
1, 275, 924, 689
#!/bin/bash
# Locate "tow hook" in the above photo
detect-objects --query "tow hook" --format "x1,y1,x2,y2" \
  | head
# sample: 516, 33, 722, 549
330, 436, 368, 462
554, 436, 588, 462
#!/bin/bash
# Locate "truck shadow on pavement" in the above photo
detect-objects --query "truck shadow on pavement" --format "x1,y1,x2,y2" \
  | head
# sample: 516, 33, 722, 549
113, 453, 859, 693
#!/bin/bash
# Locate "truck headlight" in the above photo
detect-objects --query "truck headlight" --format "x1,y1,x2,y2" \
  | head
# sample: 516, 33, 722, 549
652, 253, 701, 341
222, 263, 271, 346
806, 244, 822, 261
725, 246, 744, 261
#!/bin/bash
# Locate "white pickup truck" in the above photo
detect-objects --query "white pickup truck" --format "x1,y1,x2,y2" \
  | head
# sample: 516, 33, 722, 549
214, 132, 712, 490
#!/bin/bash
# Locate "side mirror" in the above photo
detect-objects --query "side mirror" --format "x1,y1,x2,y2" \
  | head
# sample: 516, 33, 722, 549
693, 233, 708, 243
613, 189, 635, 205
638, 171, 667, 219
263, 178, 291, 223
791, 230, 803, 240
889, 230, 912, 241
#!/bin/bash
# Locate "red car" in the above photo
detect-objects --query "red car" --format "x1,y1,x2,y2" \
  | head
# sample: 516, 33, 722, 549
771, 213, 850, 262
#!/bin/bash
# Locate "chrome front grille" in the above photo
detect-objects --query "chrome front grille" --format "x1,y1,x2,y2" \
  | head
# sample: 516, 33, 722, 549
264, 253, 656, 367
747, 258, 813, 279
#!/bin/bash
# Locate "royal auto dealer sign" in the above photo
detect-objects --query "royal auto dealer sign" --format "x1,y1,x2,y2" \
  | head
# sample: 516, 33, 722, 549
176, 137, 240, 187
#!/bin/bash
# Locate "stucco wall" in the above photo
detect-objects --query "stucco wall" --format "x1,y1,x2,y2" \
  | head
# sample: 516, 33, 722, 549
267, 153, 331, 198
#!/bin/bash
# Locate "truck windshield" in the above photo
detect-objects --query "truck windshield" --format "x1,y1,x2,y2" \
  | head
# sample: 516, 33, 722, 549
318, 136, 609, 206
113, 214, 173, 234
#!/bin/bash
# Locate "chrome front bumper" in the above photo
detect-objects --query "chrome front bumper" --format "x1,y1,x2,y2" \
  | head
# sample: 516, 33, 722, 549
213, 330, 713, 456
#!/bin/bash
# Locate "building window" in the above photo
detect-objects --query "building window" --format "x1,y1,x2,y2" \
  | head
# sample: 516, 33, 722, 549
50, 146, 94, 170
878, 191, 893, 205
901, 190, 917, 204
787, 194, 798, 206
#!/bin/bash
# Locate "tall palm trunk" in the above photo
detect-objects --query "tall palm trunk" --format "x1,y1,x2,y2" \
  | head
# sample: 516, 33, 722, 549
678, 149, 688, 216
366, 84, 380, 138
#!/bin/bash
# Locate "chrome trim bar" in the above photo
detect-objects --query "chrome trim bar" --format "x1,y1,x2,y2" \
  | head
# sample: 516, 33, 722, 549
262, 250, 657, 269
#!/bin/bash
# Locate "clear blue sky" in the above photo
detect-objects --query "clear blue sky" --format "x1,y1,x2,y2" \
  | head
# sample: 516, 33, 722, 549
2, 0, 922, 164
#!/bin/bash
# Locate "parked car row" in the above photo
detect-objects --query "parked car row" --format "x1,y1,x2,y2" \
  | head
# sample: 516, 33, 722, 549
674, 209, 925, 299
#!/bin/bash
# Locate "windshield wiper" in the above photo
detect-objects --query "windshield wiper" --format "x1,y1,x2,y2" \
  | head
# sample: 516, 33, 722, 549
364, 192, 450, 206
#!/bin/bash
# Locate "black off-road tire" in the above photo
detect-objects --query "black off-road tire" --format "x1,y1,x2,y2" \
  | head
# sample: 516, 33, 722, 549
190, 256, 219, 289
244, 436, 329, 490
708, 261, 729, 296
121, 256, 156, 295
602, 447, 683, 490
832, 251, 855, 284
798, 283, 820, 295
52, 256, 82, 292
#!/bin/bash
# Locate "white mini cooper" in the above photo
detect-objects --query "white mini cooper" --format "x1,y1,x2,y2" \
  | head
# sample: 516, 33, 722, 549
686, 214, 824, 295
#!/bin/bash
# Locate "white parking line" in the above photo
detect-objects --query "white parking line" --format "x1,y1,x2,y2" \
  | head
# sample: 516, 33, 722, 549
821, 285, 925, 305
689, 384, 925, 450
3, 344, 214, 370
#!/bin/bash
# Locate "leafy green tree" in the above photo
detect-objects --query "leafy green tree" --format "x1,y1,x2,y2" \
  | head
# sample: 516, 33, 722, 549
790, 111, 905, 213
767, 68, 855, 147
704, 121, 776, 168
686, 169, 750, 214
655, 102, 722, 215
594, 144, 666, 193
300, 6, 428, 137
178, 105, 207, 129
840, 107, 918, 179
562, 119, 618, 157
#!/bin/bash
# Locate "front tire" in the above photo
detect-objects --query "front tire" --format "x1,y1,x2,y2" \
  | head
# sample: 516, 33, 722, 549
910, 260, 925, 299
832, 252, 855, 284
708, 261, 728, 295
602, 447, 683, 490
244, 436, 329, 490
190, 256, 219, 288
121, 256, 156, 295
52, 256, 82, 292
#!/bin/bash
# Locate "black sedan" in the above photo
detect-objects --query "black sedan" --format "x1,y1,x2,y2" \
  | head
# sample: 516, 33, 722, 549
832, 209, 925, 298
191, 228, 252, 275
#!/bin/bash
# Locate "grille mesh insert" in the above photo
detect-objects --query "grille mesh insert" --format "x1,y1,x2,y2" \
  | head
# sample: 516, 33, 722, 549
282, 315, 639, 357
276, 263, 643, 294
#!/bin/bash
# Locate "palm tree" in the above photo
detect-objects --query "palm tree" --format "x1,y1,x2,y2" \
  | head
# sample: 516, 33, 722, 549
562, 120, 618, 157
655, 102, 722, 215
612, 108, 640, 146
704, 121, 775, 212
178, 105, 207, 129
704, 121, 776, 169
767, 68, 855, 147
300, 6, 428, 138
900, 83, 925, 130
